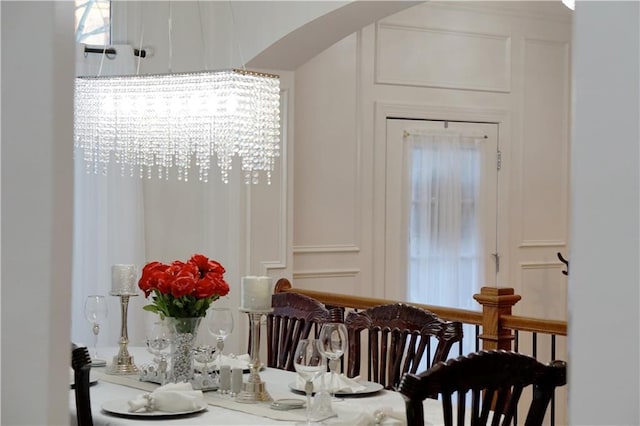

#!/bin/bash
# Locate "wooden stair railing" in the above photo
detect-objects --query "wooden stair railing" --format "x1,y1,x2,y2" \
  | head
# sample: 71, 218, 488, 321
274, 279, 567, 352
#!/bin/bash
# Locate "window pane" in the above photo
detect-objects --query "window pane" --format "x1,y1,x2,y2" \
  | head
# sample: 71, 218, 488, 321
75, 0, 110, 45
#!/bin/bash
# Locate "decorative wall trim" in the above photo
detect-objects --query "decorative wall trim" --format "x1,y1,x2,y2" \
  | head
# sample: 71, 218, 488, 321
246, 87, 290, 274
519, 240, 567, 248
376, 23, 511, 93
376, 102, 510, 124
354, 29, 364, 255
261, 261, 287, 276
411, 1, 572, 24
293, 269, 361, 279
293, 244, 361, 254
517, 38, 570, 247
276, 87, 291, 268
520, 261, 564, 270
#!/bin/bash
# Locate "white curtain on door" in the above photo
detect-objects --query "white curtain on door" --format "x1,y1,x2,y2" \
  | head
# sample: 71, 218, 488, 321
405, 130, 483, 313
71, 44, 147, 348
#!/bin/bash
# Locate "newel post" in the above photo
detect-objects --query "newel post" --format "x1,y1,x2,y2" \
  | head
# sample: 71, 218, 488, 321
473, 287, 521, 351
274, 278, 292, 293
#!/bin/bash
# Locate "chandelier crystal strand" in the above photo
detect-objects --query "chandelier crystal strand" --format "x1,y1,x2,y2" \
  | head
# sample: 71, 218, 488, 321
74, 70, 280, 184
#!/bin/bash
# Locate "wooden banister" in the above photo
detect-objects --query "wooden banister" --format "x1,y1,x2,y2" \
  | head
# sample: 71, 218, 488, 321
274, 279, 567, 349
501, 315, 567, 336
274, 278, 482, 324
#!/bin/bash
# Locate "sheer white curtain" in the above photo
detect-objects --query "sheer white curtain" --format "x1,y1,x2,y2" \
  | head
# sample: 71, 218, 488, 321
72, 44, 146, 348
405, 131, 483, 354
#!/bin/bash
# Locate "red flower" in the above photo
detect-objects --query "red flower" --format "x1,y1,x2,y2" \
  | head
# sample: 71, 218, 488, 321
208, 273, 230, 297
138, 254, 231, 318
189, 254, 226, 278
171, 275, 197, 298
138, 261, 169, 297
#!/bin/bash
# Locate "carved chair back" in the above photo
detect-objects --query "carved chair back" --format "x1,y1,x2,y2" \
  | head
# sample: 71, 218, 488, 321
398, 350, 567, 426
344, 303, 463, 390
265, 292, 339, 371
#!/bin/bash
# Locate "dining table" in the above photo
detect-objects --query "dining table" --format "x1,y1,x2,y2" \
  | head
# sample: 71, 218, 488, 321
69, 347, 447, 426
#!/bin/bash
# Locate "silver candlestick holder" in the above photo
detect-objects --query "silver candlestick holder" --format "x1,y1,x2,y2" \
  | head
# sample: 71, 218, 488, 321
236, 308, 273, 403
106, 293, 139, 375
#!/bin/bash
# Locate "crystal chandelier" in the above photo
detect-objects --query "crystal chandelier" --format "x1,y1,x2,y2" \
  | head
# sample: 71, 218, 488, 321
74, 69, 280, 184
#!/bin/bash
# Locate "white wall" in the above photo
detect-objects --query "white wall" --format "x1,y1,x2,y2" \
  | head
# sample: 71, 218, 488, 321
1, 2, 75, 424
569, 1, 639, 424
3, 2, 638, 424
293, 1, 572, 323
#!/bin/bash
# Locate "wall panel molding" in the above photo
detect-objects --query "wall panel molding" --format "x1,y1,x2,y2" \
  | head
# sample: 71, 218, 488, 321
261, 261, 287, 276
293, 269, 360, 279
517, 38, 570, 247
403, 1, 573, 24
247, 87, 291, 275
520, 261, 564, 270
293, 244, 361, 254
376, 23, 511, 92
519, 240, 567, 248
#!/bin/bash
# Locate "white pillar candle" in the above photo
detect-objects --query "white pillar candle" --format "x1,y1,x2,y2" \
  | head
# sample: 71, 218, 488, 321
240, 276, 273, 311
111, 264, 138, 295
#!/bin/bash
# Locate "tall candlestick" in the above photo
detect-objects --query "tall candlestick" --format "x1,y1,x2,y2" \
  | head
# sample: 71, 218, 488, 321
236, 309, 273, 403
111, 264, 138, 296
240, 276, 272, 311
106, 294, 139, 375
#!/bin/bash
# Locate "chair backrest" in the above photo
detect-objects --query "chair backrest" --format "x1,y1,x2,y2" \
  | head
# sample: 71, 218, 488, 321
71, 346, 93, 426
344, 303, 463, 390
264, 292, 338, 371
398, 350, 567, 426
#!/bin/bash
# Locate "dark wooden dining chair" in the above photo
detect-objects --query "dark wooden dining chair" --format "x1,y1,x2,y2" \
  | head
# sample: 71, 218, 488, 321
264, 291, 339, 371
344, 303, 463, 390
398, 350, 567, 426
71, 345, 94, 426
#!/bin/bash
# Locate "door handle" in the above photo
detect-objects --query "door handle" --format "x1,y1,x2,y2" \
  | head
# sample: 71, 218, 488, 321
557, 252, 569, 276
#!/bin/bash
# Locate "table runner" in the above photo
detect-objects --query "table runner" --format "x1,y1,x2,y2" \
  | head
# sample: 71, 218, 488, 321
92, 368, 312, 422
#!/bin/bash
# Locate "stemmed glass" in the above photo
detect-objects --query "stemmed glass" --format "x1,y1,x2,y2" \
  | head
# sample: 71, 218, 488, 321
317, 322, 348, 401
293, 339, 326, 426
206, 307, 234, 370
146, 320, 174, 384
84, 295, 108, 367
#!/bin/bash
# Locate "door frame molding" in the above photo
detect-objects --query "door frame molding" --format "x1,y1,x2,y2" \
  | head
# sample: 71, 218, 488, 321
372, 101, 512, 297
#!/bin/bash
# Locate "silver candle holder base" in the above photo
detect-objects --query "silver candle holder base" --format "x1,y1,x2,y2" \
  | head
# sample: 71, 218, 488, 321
106, 294, 139, 375
236, 308, 273, 403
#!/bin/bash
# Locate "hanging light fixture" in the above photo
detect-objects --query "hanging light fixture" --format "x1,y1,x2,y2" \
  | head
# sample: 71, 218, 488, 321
74, 68, 280, 184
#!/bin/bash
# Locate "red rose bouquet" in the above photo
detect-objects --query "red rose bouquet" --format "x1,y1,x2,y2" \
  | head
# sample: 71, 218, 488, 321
138, 254, 230, 319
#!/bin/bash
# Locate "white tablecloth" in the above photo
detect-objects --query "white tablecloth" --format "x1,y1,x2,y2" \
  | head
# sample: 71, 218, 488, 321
69, 347, 445, 426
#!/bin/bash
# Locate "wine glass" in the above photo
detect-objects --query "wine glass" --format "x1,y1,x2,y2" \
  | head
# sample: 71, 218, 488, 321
318, 322, 348, 401
206, 307, 234, 369
84, 295, 108, 367
146, 320, 174, 384
293, 339, 326, 426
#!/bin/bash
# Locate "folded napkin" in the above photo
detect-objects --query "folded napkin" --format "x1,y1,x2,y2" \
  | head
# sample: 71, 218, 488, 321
296, 373, 367, 394
195, 353, 252, 371
127, 382, 205, 413
322, 403, 406, 425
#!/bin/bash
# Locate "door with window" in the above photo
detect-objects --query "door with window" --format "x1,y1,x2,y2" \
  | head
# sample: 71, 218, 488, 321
384, 119, 499, 317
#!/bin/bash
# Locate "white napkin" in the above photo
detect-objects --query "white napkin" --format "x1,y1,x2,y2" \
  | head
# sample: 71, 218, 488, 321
296, 373, 367, 393
323, 403, 406, 425
127, 382, 205, 413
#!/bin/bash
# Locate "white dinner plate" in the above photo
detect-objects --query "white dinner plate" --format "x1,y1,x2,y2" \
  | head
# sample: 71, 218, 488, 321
288, 380, 384, 397
101, 399, 208, 418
